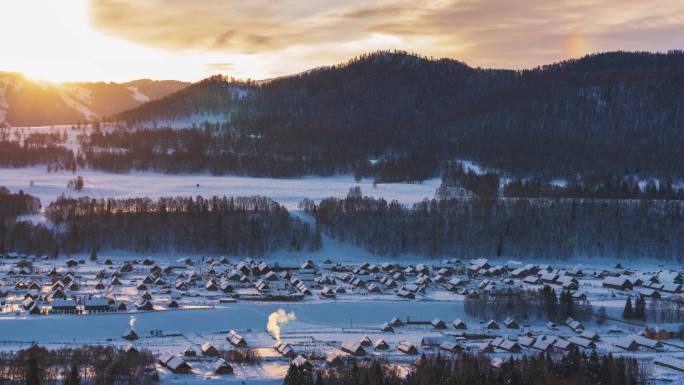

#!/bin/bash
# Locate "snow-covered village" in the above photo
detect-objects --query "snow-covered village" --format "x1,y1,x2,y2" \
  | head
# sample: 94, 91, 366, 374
4, 2, 684, 384
0, 251, 681, 384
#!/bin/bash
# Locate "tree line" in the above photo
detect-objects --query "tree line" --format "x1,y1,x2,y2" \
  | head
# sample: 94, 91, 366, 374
79, 127, 367, 177
438, 161, 684, 200
284, 348, 645, 385
622, 295, 647, 321
505, 176, 684, 200
1, 195, 320, 256
463, 286, 593, 323
0, 187, 41, 218
645, 296, 684, 324
0, 344, 156, 385
0, 140, 78, 171
303, 187, 684, 260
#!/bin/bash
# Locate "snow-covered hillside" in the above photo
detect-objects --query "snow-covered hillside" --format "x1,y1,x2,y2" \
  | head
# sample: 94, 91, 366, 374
0, 72, 188, 126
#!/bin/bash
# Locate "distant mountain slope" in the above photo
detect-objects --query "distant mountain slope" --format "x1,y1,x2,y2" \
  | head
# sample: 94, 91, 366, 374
113, 75, 252, 126
115, 50, 684, 178
0, 73, 188, 126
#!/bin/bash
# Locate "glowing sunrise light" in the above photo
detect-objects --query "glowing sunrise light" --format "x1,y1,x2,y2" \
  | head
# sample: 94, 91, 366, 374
0, 0, 682, 82
0, 0, 208, 82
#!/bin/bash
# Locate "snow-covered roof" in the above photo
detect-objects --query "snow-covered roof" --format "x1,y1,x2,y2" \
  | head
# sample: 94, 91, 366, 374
654, 356, 684, 372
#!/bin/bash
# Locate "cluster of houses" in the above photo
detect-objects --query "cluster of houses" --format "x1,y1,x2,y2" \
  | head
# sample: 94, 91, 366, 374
602, 271, 683, 296
155, 328, 251, 375
339, 337, 415, 357
157, 350, 233, 376
466, 258, 683, 296
7, 268, 129, 315
2, 253, 682, 318
299, 311, 653, 368
1, 252, 683, 368
2, 253, 683, 380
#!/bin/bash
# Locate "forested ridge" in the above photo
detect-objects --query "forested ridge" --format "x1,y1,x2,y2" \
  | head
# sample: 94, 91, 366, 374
303, 187, 684, 261
112, 50, 684, 181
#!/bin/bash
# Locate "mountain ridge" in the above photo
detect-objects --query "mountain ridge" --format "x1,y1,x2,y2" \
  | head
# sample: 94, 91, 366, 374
116, 49, 684, 125
109, 49, 684, 179
0, 72, 189, 127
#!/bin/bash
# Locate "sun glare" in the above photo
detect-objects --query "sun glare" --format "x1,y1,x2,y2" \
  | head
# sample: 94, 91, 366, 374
0, 0, 207, 82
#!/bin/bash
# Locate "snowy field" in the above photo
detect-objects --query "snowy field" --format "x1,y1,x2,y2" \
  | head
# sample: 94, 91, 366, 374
0, 166, 441, 210
1, 124, 441, 210
0, 301, 464, 344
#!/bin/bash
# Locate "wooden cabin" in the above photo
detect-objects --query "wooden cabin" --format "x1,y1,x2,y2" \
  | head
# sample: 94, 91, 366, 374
212, 358, 233, 375
201, 343, 219, 357
452, 319, 467, 329
227, 330, 247, 347
397, 341, 418, 355
341, 341, 365, 356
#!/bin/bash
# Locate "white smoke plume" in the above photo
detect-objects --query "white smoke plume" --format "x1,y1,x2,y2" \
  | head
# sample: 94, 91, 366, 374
267, 309, 296, 343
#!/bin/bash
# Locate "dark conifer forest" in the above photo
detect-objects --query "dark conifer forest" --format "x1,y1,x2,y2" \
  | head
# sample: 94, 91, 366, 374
0, 187, 41, 218
303, 187, 684, 260
0, 194, 318, 256
0, 345, 157, 385
284, 349, 644, 385
4, 51, 684, 184
110, 50, 684, 181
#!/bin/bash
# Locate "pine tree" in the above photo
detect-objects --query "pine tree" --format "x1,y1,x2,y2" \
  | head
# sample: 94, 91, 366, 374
542, 286, 558, 321
623, 296, 634, 319
560, 290, 574, 319
283, 364, 303, 385
634, 295, 646, 321
65, 363, 80, 385
25, 354, 40, 385
496, 232, 503, 256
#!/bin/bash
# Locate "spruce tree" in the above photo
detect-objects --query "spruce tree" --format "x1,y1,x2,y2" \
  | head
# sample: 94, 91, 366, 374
623, 296, 634, 319
283, 364, 303, 385
25, 354, 40, 385
560, 290, 574, 318
634, 295, 646, 321
65, 363, 80, 385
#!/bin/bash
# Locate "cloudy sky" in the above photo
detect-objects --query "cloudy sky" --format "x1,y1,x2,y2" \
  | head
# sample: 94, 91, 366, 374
2, 0, 684, 82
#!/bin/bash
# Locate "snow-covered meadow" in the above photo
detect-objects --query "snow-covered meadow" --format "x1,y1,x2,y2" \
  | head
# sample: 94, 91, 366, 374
0, 166, 441, 210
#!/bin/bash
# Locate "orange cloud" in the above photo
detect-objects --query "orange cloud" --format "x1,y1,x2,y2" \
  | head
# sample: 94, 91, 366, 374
3, 0, 684, 82
89, 0, 684, 73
